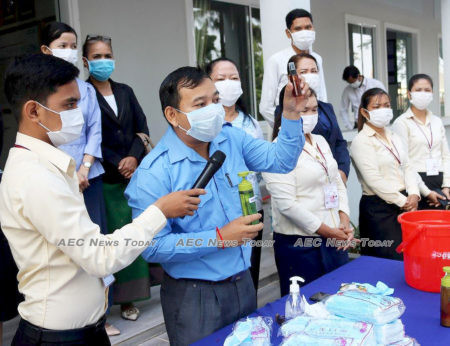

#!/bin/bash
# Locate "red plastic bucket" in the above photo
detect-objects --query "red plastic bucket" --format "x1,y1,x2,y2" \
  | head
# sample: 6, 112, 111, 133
397, 210, 450, 292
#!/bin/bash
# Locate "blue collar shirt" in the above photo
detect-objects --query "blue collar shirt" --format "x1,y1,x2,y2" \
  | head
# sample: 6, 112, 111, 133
125, 116, 304, 281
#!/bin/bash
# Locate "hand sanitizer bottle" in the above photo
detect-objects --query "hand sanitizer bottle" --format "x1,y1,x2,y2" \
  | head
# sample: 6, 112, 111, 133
285, 276, 305, 319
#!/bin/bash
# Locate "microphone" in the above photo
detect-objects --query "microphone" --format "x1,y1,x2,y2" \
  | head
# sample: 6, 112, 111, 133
192, 150, 226, 189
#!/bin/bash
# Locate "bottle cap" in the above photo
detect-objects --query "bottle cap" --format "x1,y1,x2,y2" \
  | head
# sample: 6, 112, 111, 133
288, 62, 297, 74
238, 171, 250, 178
289, 276, 305, 294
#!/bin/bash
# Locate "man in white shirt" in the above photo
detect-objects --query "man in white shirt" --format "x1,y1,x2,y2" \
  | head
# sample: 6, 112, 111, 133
0, 54, 203, 345
259, 8, 327, 127
340, 65, 386, 130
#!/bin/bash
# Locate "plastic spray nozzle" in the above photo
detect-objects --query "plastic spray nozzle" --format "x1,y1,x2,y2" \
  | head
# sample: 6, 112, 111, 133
288, 62, 297, 74
289, 276, 305, 294
238, 171, 250, 178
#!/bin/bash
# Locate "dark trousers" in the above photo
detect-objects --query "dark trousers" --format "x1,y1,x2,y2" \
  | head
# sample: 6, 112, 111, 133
83, 176, 108, 235
12, 316, 110, 346
249, 209, 264, 290
418, 172, 445, 210
161, 270, 256, 345
273, 232, 349, 297
359, 194, 404, 260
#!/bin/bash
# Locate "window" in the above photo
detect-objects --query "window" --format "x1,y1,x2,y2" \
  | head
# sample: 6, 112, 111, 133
386, 29, 415, 117
193, 0, 263, 119
348, 23, 376, 78
439, 37, 445, 117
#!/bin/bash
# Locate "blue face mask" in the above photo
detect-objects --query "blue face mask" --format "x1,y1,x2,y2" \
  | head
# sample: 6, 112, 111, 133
88, 59, 115, 81
177, 103, 225, 142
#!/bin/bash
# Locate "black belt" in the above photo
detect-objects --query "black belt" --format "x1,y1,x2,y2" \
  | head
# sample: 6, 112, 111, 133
18, 315, 106, 343
165, 269, 248, 285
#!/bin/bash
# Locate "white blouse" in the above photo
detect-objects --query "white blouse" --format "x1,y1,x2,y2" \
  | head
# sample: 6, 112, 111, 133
393, 107, 450, 196
262, 134, 349, 236
350, 123, 420, 207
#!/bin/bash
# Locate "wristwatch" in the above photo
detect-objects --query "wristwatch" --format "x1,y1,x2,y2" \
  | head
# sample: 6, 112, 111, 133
82, 161, 92, 169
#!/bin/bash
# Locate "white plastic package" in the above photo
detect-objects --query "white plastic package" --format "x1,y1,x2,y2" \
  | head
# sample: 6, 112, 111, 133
223, 316, 272, 346
279, 315, 376, 345
374, 319, 405, 344
325, 290, 406, 325
387, 335, 420, 346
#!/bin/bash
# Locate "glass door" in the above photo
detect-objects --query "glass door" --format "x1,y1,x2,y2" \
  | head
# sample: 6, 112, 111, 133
193, 0, 263, 119
386, 29, 414, 118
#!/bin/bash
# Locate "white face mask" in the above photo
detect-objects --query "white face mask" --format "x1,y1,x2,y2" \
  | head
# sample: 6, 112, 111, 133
177, 103, 225, 142
215, 80, 243, 107
364, 108, 393, 128
410, 92, 433, 110
37, 102, 85, 146
302, 73, 320, 94
350, 79, 362, 89
50, 48, 78, 65
290, 30, 315, 50
302, 113, 319, 134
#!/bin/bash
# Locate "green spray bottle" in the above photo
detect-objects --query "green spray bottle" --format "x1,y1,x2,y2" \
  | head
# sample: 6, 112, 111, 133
238, 171, 259, 225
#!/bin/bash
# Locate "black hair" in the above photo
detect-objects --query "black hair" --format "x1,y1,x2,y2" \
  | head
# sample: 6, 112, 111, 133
4, 54, 79, 123
285, 9, 313, 30
357, 87, 390, 132
41, 22, 77, 47
408, 73, 433, 91
159, 66, 210, 119
82, 35, 113, 58
342, 65, 360, 81
287, 53, 318, 74
272, 86, 317, 140
205, 57, 249, 116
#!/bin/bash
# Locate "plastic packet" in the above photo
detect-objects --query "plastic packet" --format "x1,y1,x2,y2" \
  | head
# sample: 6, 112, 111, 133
339, 281, 394, 296
374, 319, 405, 344
387, 335, 420, 346
223, 316, 272, 346
280, 332, 370, 346
325, 290, 406, 325
279, 315, 376, 345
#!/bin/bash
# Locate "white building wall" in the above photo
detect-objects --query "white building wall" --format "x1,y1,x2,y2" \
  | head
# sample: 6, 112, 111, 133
77, 0, 192, 141
311, 0, 442, 119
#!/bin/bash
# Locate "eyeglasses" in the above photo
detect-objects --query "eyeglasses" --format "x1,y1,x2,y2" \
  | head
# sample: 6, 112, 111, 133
85, 35, 112, 43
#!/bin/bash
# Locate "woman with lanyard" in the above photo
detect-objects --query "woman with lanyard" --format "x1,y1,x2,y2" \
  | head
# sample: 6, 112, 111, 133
350, 88, 420, 260
205, 57, 264, 291
82, 34, 151, 329
393, 74, 450, 210
263, 90, 356, 296
40, 22, 106, 234
281, 53, 351, 184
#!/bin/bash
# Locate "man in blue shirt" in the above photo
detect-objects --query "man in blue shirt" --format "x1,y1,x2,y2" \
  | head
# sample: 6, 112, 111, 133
125, 66, 308, 345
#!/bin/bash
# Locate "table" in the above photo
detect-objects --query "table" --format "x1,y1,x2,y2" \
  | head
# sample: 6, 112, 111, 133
193, 256, 449, 346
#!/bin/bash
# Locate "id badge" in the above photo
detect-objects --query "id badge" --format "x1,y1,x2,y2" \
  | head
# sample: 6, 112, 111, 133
426, 158, 440, 176
324, 183, 339, 209
102, 274, 115, 288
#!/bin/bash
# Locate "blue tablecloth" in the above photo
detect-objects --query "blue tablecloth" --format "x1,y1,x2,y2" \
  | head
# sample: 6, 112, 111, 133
192, 256, 449, 346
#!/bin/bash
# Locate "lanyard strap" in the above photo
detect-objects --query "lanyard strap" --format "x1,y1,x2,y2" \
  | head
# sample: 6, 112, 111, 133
374, 136, 402, 165
303, 143, 329, 178
412, 118, 433, 151
14, 144, 30, 150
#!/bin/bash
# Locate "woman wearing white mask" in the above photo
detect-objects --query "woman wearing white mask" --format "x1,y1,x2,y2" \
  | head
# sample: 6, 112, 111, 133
206, 57, 264, 291
264, 90, 356, 296
40, 22, 119, 336
281, 53, 351, 184
351, 88, 420, 260
393, 74, 450, 210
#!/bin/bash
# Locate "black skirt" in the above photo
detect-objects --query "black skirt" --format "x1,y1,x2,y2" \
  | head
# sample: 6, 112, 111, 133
359, 194, 404, 260
418, 172, 444, 210
0, 229, 23, 321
